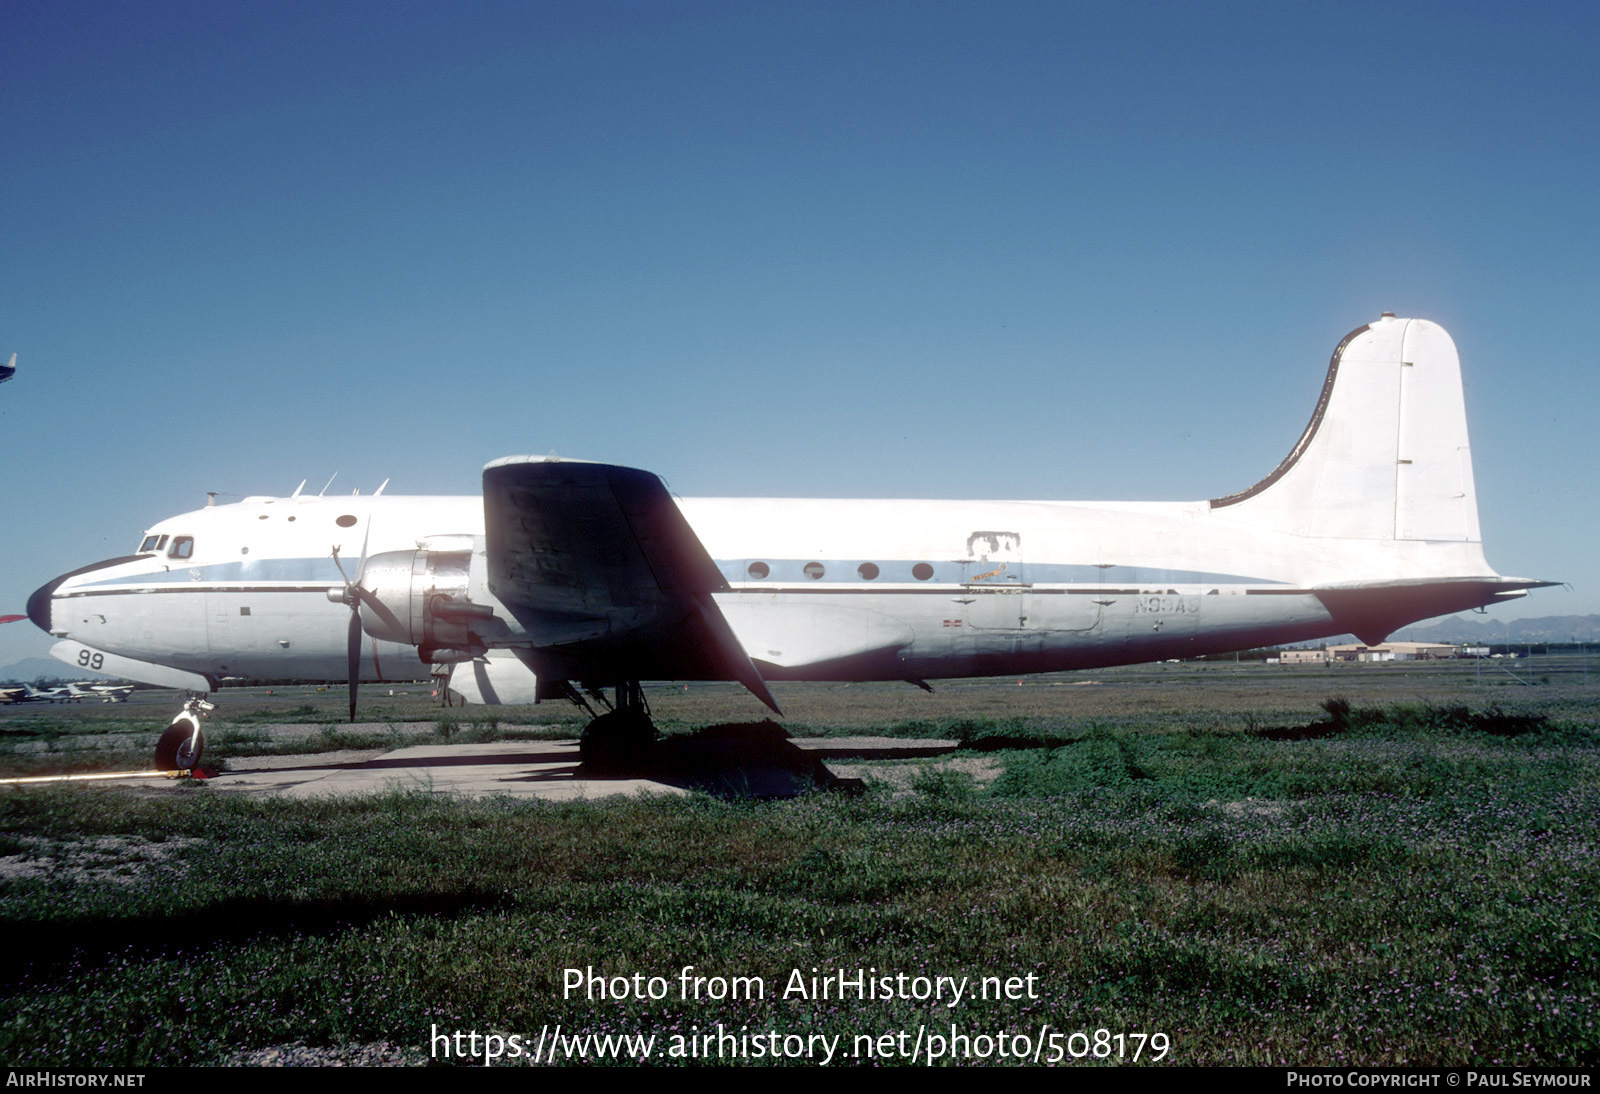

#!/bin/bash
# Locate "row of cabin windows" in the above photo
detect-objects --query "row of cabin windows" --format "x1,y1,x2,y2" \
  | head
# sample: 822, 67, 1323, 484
745, 561, 935, 582
138, 534, 194, 560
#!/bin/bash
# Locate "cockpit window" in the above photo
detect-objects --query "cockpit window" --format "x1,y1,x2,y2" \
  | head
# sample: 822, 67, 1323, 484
138, 535, 169, 554
168, 536, 194, 560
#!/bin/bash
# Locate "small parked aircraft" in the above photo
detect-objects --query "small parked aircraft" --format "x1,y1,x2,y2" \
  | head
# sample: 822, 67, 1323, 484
25, 316, 1551, 769
68, 682, 134, 702
0, 684, 76, 704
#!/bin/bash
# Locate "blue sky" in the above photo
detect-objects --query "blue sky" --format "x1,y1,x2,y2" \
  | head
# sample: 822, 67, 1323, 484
3, 0, 1596, 668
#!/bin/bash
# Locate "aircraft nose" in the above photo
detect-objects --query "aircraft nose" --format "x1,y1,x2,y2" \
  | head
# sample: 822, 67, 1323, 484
24, 554, 145, 637
27, 575, 62, 634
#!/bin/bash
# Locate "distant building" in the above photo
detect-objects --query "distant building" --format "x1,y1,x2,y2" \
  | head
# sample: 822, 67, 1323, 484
1275, 641, 1474, 664
1326, 642, 1463, 662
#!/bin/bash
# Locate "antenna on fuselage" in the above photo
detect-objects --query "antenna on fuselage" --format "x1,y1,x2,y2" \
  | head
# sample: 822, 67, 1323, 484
373, 478, 389, 496
206, 492, 217, 507
319, 474, 338, 496
290, 480, 306, 499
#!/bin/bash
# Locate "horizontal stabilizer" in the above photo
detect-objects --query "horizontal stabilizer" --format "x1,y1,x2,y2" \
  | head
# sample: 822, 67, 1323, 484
1313, 577, 1556, 646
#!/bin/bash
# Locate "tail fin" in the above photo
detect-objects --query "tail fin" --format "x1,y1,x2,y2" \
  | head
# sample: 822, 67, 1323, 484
1209, 315, 1480, 546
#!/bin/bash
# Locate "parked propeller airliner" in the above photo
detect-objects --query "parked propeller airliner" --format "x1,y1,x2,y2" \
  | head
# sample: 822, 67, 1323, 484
26, 316, 1550, 769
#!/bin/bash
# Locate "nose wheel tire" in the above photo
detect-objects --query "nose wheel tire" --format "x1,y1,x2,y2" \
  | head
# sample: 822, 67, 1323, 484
155, 718, 204, 771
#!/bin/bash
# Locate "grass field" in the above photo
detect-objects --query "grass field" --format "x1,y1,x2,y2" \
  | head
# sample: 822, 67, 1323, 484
1, 656, 1596, 1066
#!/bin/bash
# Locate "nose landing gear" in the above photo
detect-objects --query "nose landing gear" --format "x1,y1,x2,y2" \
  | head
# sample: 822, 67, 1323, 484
155, 696, 213, 772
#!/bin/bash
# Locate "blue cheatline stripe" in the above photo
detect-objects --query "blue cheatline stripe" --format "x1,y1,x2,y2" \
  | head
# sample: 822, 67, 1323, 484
79, 557, 348, 587
73, 556, 1286, 591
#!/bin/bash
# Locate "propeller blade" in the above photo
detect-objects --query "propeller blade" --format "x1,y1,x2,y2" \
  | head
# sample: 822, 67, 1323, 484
347, 605, 362, 723
333, 514, 375, 723
332, 545, 353, 586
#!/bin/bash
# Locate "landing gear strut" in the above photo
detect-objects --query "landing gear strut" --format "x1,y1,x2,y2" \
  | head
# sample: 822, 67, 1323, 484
579, 681, 657, 773
155, 696, 213, 772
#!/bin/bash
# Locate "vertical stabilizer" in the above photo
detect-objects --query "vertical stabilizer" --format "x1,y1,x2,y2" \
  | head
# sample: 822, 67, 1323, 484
1209, 316, 1480, 546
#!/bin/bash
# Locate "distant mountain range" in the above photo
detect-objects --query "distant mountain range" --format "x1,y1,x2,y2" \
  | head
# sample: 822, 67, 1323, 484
0, 657, 114, 684
1391, 613, 1600, 645
1286, 614, 1600, 649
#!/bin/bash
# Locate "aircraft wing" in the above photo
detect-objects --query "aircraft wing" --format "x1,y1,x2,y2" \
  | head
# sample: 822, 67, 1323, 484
481, 458, 779, 712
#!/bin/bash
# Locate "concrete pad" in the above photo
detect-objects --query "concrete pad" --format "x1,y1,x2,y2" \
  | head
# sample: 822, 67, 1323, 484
205, 736, 960, 801
211, 741, 688, 800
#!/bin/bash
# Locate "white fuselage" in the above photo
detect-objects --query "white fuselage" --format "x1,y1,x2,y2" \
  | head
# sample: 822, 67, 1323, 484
32, 487, 1493, 691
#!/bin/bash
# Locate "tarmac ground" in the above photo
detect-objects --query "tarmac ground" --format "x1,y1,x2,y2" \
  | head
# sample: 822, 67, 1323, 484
190, 728, 960, 800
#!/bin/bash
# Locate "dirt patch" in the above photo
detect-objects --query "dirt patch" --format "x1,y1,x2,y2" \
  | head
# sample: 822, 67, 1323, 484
0, 834, 206, 884
830, 756, 1004, 799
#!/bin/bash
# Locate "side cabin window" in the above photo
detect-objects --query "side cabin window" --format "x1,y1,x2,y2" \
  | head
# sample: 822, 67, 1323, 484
167, 536, 195, 560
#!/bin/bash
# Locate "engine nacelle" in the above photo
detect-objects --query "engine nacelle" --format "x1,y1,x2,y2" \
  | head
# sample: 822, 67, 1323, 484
354, 537, 495, 660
